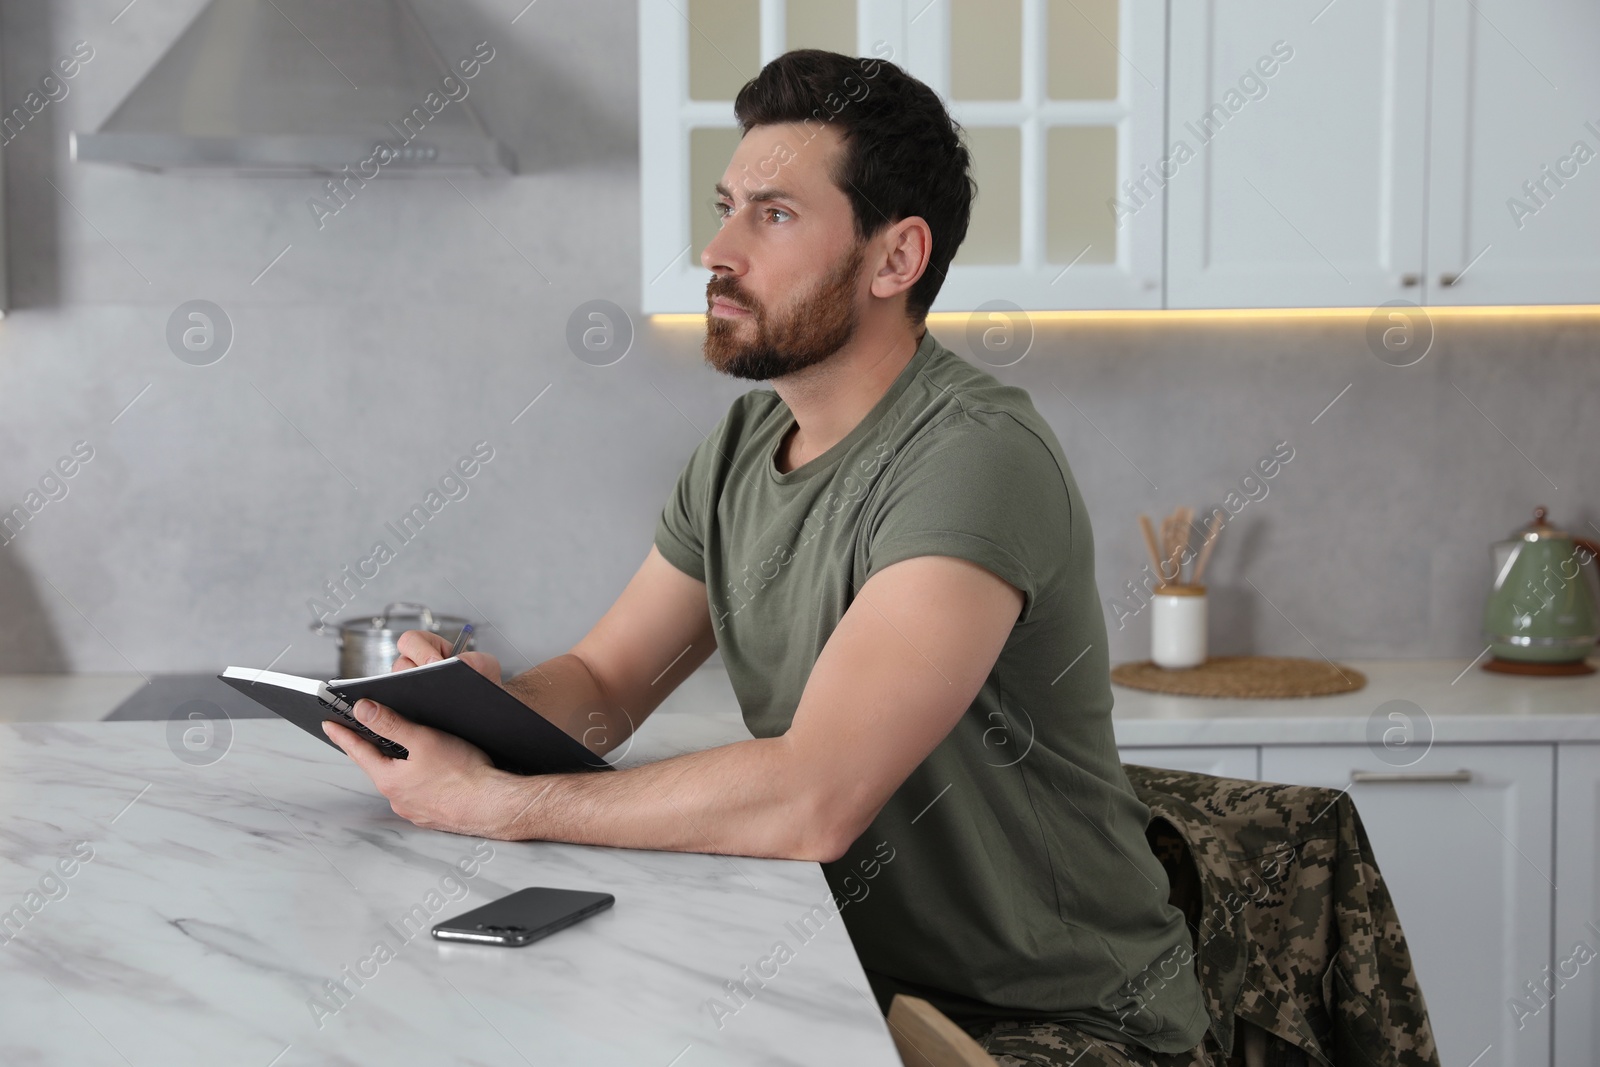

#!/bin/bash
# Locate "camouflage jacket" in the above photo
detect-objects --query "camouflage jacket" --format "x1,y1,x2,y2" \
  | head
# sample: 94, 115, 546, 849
1123, 765, 1442, 1067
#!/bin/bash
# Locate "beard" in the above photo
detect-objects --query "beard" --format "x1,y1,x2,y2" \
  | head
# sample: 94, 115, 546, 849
702, 241, 865, 381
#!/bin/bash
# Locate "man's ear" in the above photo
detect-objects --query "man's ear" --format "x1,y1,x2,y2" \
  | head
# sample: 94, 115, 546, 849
870, 217, 932, 303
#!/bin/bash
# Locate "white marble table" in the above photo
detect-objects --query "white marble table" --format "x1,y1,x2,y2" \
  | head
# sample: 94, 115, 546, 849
3, 656, 1596, 1064
0, 689, 903, 1066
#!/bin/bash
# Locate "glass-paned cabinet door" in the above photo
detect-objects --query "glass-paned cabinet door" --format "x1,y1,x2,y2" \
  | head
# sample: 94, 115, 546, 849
640, 0, 1167, 313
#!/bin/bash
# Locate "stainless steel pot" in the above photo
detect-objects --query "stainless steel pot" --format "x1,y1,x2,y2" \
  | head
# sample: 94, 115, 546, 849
311, 601, 475, 679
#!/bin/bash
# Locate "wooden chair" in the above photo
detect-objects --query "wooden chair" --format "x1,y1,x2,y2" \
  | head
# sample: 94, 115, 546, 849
887, 994, 999, 1067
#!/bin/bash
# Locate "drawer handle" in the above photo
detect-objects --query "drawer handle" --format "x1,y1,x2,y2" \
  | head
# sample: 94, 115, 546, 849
1350, 769, 1472, 784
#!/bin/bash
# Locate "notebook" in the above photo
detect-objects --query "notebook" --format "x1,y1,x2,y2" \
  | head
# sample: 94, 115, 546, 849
217, 657, 612, 776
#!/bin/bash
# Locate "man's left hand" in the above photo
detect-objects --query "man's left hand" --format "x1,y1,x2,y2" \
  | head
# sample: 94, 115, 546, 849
322, 699, 519, 838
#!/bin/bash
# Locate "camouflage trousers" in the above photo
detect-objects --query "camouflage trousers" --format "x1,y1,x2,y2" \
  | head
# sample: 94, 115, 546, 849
957, 765, 1440, 1067
961, 1018, 1220, 1066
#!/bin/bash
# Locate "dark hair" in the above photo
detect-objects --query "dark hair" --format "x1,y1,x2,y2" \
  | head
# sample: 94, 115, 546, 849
733, 49, 974, 326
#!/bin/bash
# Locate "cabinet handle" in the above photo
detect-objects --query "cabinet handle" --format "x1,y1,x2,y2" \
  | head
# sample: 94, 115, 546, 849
1400, 273, 1420, 287
1439, 272, 1461, 286
1350, 769, 1472, 784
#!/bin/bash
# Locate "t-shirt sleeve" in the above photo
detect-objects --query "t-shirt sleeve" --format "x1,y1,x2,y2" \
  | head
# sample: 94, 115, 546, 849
655, 399, 751, 583
654, 438, 712, 582
863, 415, 1071, 625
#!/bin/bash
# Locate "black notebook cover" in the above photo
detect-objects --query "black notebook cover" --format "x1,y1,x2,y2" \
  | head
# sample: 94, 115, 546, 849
218, 658, 612, 776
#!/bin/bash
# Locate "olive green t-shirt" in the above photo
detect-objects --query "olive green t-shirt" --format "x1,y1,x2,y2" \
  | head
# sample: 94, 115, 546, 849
653, 328, 1207, 1052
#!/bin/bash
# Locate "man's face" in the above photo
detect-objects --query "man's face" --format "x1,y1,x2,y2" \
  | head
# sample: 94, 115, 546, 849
701, 124, 867, 381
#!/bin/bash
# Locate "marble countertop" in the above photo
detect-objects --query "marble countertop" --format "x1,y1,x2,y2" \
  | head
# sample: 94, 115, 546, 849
4, 657, 1596, 746
0, 684, 900, 1066
0, 672, 147, 723
1105, 657, 1600, 746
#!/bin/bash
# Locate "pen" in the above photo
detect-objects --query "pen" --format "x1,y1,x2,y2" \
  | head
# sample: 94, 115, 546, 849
448, 623, 474, 658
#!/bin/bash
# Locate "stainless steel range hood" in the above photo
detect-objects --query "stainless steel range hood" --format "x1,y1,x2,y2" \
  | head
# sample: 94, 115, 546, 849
71, 0, 516, 176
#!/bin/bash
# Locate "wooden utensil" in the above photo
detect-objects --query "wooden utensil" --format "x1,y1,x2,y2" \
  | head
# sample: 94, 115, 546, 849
1164, 508, 1188, 584
1192, 510, 1223, 585
1138, 514, 1165, 577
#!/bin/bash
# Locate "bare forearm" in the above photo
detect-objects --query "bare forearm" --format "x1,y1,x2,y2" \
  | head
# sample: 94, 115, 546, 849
502, 653, 633, 759
487, 735, 847, 862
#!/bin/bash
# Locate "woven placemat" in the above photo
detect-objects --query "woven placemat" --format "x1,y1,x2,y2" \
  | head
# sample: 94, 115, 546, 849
1111, 656, 1366, 698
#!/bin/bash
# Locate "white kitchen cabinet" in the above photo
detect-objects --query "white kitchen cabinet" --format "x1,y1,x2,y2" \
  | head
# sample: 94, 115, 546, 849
1259, 744, 1554, 1067
1426, 0, 1600, 305
1554, 743, 1600, 1067
910, 0, 1170, 312
1121, 745, 1257, 779
1168, 0, 1600, 310
1165, 0, 1430, 309
643, 0, 1600, 315
639, 0, 1168, 313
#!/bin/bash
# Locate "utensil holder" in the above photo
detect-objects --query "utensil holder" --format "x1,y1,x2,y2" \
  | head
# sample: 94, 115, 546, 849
1151, 585, 1207, 669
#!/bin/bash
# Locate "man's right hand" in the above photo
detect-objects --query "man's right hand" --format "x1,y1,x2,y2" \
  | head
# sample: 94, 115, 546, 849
393, 629, 502, 684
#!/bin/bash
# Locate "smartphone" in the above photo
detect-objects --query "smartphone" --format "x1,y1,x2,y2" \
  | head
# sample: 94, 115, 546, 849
431, 887, 615, 947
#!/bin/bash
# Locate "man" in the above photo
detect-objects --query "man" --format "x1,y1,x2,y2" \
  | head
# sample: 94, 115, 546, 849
324, 49, 1211, 1065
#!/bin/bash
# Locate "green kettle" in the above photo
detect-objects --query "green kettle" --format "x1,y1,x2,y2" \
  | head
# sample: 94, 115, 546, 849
1483, 507, 1600, 664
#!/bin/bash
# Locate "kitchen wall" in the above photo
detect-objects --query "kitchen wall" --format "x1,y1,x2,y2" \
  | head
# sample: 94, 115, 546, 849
2, 0, 1597, 679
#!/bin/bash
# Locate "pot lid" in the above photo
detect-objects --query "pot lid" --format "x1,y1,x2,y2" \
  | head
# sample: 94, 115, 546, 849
332, 602, 469, 634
